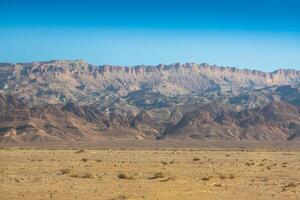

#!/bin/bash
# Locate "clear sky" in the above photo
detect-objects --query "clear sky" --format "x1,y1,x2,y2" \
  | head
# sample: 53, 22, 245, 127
0, 0, 300, 71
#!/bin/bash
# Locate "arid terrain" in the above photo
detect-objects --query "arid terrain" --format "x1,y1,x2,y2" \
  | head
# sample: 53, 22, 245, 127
0, 60, 300, 199
0, 148, 299, 200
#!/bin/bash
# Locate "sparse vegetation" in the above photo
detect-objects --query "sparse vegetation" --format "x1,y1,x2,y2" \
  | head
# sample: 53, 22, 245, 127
1, 149, 299, 200
70, 172, 93, 179
228, 174, 235, 179
218, 173, 235, 179
218, 174, 226, 179
75, 149, 87, 154
282, 182, 298, 191
193, 157, 200, 161
161, 161, 168, 165
118, 173, 135, 180
57, 169, 71, 175
160, 177, 174, 182
81, 158, 89, 162
110, 195, 128, 200
148, 172, 164, 179
245, 161, 255, 166
212, 183, 222, 187
201, 176, 212, 181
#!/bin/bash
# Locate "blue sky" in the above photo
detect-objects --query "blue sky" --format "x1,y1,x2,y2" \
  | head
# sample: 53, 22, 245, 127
0, 0, 300, 71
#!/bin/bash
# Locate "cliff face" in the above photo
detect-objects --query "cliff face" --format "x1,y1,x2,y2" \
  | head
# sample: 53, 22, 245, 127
0, 60, 300, 144
1, 60, 300, 104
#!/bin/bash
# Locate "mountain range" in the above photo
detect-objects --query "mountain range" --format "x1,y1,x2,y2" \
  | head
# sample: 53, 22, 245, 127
0, 60, 300, 145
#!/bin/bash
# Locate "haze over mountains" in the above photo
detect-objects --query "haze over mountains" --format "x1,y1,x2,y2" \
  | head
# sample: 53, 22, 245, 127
0, 60, 300, 145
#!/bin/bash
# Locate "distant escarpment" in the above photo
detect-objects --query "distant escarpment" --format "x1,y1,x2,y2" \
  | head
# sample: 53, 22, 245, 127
0, 60, 300, 145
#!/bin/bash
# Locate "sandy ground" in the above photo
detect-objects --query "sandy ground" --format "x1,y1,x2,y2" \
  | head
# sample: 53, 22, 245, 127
0, 148, 299, 200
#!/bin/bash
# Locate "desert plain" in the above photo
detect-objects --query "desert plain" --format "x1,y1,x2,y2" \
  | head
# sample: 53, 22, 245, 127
0, 147, 299, 200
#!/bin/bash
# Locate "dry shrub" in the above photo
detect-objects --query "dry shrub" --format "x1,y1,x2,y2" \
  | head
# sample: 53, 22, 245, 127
257, 163, 264, 167
161, 161, 168, 165
148, 172, 164, 180
193, 157, 200, 162
81, 158, 89, 162
160, 177, 175, 182
212, 183, 222, 187
70, 172, 93, 179
118, 173, 134, 180
57, 169, 71, 175
75, 149, 87, 154
110, 195, 128, 200
218, 173, 235, 179
245, 161, 255, 166
282, 182, 298, 191
201, 176, 212, 181
218, 174, 226, 179
228, 174, 235, 179
284, 182, 298, 188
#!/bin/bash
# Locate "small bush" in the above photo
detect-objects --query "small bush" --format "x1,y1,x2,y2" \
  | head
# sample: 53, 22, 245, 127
118, 173, 134, 180
161, 161, 168, 165
70, 172, 93, 179
201, 176, 212, 181
160, 177, 174, 182
75, 149, 87, 154
245, 161, 255, 166
218, 173, 235, 179
148, 172, 164, 179
228, 174, 235, 179
110, 195, 128, 200
57, 169, 71, 175
282, 182, 298, 191
193, 158, 200, 161
212, 183, 222, 187
218, 174, 226, 179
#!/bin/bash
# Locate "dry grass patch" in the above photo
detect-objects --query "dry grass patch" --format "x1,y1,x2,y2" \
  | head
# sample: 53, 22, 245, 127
282, 182, 299, 191
70, 172, 93, 179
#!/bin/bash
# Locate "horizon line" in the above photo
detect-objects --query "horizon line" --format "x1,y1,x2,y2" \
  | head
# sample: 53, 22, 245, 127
1, 59, 299, 74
